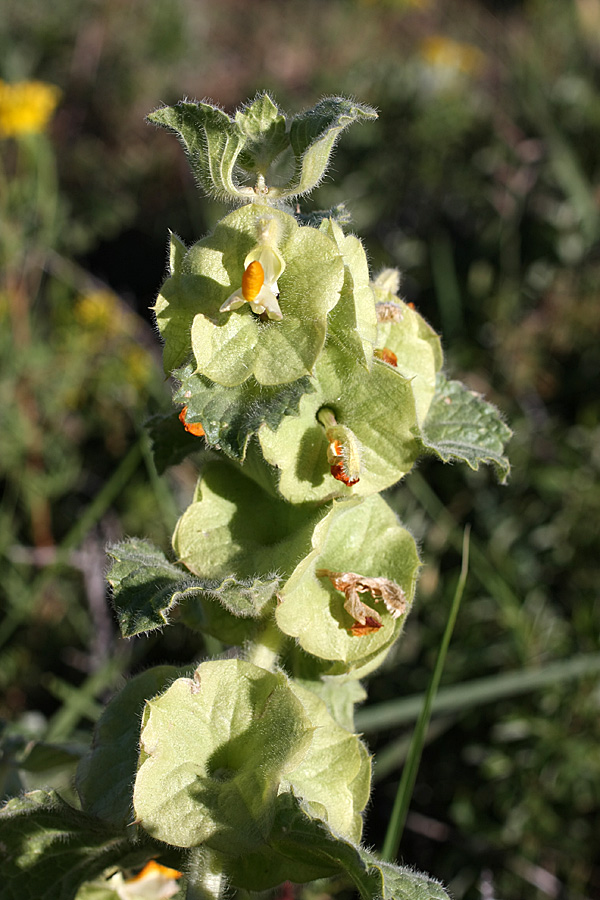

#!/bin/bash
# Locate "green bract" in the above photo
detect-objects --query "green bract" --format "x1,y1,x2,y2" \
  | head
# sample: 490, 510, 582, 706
257, 346, 421, 503
172, 460, 326, 582
285, 683, 371, 842
147, 94, 377, 203
154, 204, 344, 385
132, 657, 373, 860
133, 660, 313, 853
373, 271, 443, 425
321, 218, 378, 369
277, 495, 420, 670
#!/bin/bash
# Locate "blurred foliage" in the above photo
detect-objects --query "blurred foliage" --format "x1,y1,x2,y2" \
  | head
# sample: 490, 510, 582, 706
1, 0, 600, 898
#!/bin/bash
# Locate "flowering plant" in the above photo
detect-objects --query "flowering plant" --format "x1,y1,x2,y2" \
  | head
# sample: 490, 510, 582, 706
0, 93, 510, 900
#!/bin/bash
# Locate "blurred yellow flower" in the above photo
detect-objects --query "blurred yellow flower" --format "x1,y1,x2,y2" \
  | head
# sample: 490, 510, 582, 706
124, 344, 154, 389
75, 290, 122, 334
420, 35, 485, 77
576, 0, 600, 45
0, 79, 61, 138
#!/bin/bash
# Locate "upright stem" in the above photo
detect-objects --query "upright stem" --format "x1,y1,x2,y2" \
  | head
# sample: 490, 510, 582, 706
245, 614, 284, 671
186, 848, 227, 900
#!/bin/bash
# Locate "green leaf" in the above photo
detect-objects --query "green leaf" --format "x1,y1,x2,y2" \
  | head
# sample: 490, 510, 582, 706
173, 460, 327, 582
107, 538, 280, 643
363, 851, 452, 900
174, 363, 313, 459
11, 740, 83, 773
107, 539, 192, 636
286, 97, 377, 198
419, 374, 512, 482
76, 666, 179, 827
148, 101, 247, 202
373, 279, 443, 425
291, 675, 367, 732
148, 95, 376, 203
277, 495, 420, 671
146, 409, 205, 475
258, 347, 421, 504
235, 93, 290, 174
285, 683, 371, 843
225, 793, 450, 897
0, 790, 151, 900
133, 660, 313, 854
321, 218, 378, 369
224, 792, 373, 890
296, 203, 353, 228
154, 204, 344, 384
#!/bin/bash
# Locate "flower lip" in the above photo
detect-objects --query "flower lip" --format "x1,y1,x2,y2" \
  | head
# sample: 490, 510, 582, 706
220, 251, 284, 321
242, 260, 265, 303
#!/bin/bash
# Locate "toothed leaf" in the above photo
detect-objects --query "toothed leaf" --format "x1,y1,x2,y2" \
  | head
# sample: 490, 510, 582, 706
174, 364, 313, 459
148, 101, 246, 201
286, 97, 377, 198
107, 538, 279, 643
419, 374, 512, 482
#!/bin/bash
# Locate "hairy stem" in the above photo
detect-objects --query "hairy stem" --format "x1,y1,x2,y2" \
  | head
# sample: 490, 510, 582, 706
186, 847, 227, 900
245, 613, 284, 671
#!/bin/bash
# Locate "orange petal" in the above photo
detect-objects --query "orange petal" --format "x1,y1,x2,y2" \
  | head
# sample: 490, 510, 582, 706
242, 260, 265, 303
374, 347, 398, 366
126, 860, 183, 883
330, 461, 360, 486
350, 617, 383, 636
179, 406, 205, 437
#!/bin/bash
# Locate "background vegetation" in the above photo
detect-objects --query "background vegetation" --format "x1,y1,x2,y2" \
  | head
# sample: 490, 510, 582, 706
1, 1, 599, 897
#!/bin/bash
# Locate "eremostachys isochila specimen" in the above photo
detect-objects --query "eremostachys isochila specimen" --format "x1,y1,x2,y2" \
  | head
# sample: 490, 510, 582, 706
0, 94, 511, 900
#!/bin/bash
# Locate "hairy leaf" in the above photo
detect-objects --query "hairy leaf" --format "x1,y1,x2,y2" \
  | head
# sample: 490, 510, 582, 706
226, 793, 450, 897
146, 409, 206, 474
285, 683, 371, 842
321, 218, 378, 369
373, 278, 443, 426
277, 495, 420, 672
0, 791, 149, 900
235, 93, 290, 174
154, 204, 343, 384
419, 374, 512, 482
148, 101, 247, 201
172, 460, 326, 583
258, 349, 421, 503
107, 538, 279, 643
133, 661, 313, 854
287, 97, 377, 197
174, 364, 313, 459
77, 666, 180, 826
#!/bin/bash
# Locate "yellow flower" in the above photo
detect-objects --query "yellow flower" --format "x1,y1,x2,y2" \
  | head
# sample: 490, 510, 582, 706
75, 290, 121, 334
123, 345, 153, 389
220, 216, 285, 320
108, 860, 182, 900
420, 35, 484, 77
0, 79, 61, 138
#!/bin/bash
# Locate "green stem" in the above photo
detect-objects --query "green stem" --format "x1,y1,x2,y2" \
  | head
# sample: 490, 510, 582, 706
381, 526, 470, 862
245, 614, 284, 671
186, 847, 227, 900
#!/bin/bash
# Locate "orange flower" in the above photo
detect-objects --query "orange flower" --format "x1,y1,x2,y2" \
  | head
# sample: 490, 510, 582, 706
109, 860, 182, 899
179, 406, 205, 437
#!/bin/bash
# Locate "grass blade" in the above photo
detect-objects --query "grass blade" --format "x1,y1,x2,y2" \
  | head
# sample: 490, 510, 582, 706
381, 526, 470, 862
